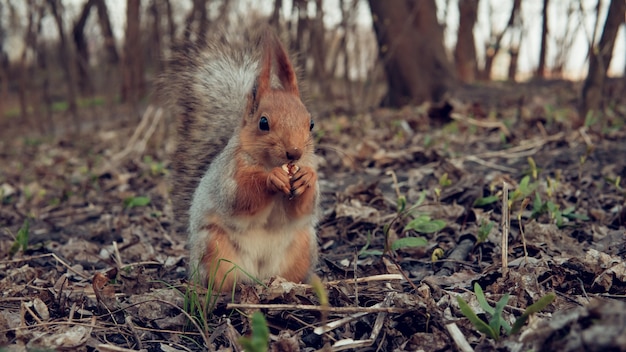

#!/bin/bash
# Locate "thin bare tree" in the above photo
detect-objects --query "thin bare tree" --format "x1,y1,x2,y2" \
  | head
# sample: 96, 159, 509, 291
121, 0, 144, 108
552, 2, 577, 77
149, 0, 163, 73
580, 0, 625, 116
184, 0, 209, 43
48, 0, 79, 131
73, 0, 96, 93
270, 0, 283, 28
0, 0, 6, 118
454, 0, 479, 83
94, 0, 119, 65
535, 0, 549, 78
164, 0, 176, 41
481, 0, 521, 80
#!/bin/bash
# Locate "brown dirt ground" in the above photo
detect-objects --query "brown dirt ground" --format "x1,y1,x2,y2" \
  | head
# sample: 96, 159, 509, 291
1, 80, 625, 351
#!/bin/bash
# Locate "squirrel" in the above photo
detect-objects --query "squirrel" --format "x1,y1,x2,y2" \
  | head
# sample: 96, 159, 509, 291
157, 28, 319, 291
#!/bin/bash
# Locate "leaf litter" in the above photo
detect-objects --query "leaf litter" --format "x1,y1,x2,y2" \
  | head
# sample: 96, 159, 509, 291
1, 81, 626, 351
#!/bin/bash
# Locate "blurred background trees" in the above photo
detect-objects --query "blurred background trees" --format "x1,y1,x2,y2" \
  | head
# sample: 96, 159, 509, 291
0, 0, 624, 136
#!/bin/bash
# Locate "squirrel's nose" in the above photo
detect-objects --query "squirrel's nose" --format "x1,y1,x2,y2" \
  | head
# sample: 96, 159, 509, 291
286, 147, 302, 161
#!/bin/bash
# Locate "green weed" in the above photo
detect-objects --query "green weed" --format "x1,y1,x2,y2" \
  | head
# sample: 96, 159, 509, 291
9, 219, 29, 257
123, 196, 151, 208
238, 311, 269, 352
476, 220, 495, 243
360, 191, 445, 257
473, 195, 499, 207
143, 156, 167, 176
457, 282, 555, 340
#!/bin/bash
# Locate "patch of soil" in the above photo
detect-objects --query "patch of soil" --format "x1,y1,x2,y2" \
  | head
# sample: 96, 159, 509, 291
1, 81, 625, 351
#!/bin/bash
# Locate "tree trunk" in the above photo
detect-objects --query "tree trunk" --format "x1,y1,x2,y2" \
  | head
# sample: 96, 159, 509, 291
508, 46, 519, 81
149, 0, 162, 73
0, 2, 5, 117
454, 0, 479, 83
94, 0, 119, 64
196, 0, 209, 44
48, 0, 79, 131
580, 0, 625, 116
35, 4, 54, 134
18, 1, 37, 129
368, 0, 455, 107
311, 0, 330, 97
535, 0, 549, 78
293, 0, 308, 71
270, 0, 282, 27
164, 0, 176, 42
72, 0, 95, 92
121, 0, 144, 108
184, 0, 208, 43
506, 0, 523, 81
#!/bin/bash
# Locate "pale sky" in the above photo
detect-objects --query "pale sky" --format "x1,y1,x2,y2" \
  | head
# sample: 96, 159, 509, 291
4, 0, 625, 80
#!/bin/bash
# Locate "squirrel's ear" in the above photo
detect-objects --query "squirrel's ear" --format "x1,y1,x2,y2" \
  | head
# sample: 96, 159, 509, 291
271, 32, 300, 97
256, 30, 274, 99
247, 32, 273, 116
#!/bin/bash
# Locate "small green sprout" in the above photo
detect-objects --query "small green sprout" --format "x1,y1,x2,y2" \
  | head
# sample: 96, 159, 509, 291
457, 283, 555, 340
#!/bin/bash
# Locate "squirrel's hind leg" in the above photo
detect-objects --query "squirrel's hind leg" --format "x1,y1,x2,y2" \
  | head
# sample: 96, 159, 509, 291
279, 228, 315, 283
198, 225, 241, 292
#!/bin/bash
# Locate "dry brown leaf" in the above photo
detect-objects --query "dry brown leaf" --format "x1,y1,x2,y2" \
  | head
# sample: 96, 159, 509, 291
335, 199, 379, 222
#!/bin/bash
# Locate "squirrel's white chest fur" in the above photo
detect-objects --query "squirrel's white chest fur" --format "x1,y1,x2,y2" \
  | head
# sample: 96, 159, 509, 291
229, 202, 310, 278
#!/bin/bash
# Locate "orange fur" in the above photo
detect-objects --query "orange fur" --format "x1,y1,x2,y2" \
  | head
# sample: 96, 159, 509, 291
201, 224, 241, 291
287, 166, 318, 218
279, 229, 312, 282
231, 158, 276, 216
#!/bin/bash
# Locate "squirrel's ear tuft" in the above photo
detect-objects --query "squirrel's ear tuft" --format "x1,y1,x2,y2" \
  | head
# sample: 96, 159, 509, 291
255, 29, 273, 99
259, 28, 299, 97
271, 32, 300, 97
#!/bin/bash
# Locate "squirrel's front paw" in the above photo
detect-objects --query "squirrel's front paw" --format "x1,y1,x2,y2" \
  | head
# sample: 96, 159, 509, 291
290, 166, 317, 198
267, 167, 292, 195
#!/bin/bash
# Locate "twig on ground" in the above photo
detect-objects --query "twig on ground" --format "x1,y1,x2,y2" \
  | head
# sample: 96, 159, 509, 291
502, 182, 510, 274
312, 292, 395, 335
324, 273, 404, 286
518, 199, 530, 264
445, 322, 474, 352
450, 112, 511, 137
226, 303, 409, 314
97, 345, 147, 352
463, 155, 518, 173
578, 127, 593, 148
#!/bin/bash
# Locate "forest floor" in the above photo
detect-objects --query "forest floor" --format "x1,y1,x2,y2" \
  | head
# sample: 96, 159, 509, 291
1, 79, 626, 352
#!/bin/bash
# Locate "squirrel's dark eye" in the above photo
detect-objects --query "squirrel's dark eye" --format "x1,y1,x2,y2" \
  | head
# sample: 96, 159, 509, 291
309, 119, 314, 131
259, 116, 269, 131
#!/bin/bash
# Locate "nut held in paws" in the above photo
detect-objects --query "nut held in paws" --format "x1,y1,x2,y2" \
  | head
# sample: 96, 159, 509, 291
282, 163, 300, 178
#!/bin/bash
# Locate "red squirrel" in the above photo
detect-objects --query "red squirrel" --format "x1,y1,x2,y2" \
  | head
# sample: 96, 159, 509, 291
158, 28, 319, 291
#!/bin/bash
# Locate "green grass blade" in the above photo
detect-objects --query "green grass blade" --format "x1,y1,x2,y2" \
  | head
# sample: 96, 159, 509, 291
474, 283, 495, 315
457, 295, 497, 340
391, 236, 428, 251
9, 219, 29, 257
488, 293, 510, 339
510, 293, 556, 335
